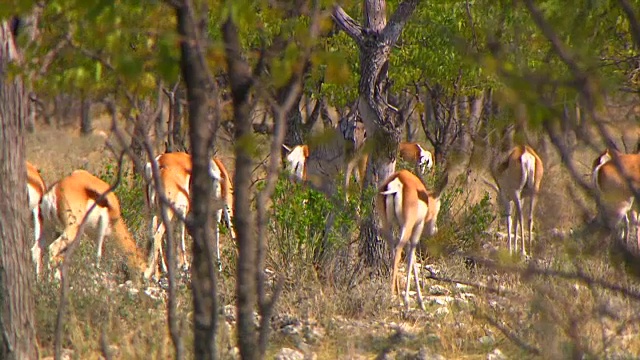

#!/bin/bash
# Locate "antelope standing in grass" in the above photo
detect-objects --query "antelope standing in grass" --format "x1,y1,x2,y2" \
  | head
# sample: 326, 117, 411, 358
377, 169, 448, 310
27, 161, 46, 276
398, 142, 434, 175
487, 145, 544, 257
144, 152, 234, 279
40, 170, 147, 277
591, 149, 640, 248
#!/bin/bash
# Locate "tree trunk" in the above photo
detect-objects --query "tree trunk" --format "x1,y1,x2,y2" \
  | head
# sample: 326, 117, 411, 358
466, 92, 485, 151
333, 0, 418, 270
80, 96, 92, 135
222, 17, 259, 360
166, 89, 175, 152
282, 91, 304, 147
172, 88, 186, 152
0, 20, 38, 360
130, 101, 154, 174
176, 1, 216, 358
154, 99, 164, 151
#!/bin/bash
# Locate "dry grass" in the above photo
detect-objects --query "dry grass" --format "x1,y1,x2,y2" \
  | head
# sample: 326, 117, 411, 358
28, 110, 640, 359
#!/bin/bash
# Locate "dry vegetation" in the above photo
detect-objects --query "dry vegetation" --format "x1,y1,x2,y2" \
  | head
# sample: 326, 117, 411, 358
27, 99, 640, 359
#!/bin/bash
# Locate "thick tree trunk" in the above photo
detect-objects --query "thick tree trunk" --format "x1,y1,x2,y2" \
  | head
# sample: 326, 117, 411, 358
0, 20, 38, 360
356, 10, 398, 271
334, 0, 418, 270
283, 92, 304, 146
465, 92, 485, 151
176, 2, 215, 358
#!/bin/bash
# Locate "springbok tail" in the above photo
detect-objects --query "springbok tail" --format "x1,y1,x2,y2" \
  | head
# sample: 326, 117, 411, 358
380, 189, 399, 196
521, 152, 536, 191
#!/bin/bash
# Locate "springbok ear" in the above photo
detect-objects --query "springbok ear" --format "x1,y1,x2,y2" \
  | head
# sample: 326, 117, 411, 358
282, 144, 292, 152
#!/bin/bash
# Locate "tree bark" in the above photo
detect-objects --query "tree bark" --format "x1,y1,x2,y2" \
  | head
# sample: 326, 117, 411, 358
172, 88, 186, 151
282, 91, 304, 146
175, 1, 216, 358
222, 17, 259, 360
80, 96, 92, 135
0, 20, 38, 360
333, 0, 417, 270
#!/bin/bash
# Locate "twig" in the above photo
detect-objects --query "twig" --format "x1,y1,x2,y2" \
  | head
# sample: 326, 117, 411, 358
475, 257, 640, 301
477, 312, 542, 356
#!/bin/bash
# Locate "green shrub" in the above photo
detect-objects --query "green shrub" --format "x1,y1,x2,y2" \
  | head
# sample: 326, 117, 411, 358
424, 174, 496, 257
99, 162, 148, 242
267, 175, 360, 278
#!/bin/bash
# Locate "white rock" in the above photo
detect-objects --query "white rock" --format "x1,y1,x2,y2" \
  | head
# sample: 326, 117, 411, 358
455, 283, 472, 291
274, 348, 304, 360
487, 348, 506, 360
428, 285, 449, 295
434, 307, 450, 317
427, 296, 455, 305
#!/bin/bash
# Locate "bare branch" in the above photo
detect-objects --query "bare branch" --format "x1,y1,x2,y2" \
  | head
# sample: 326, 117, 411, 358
332, 5, 364, 46
478, 313, 542, 356
618, 0, 640, 50
69, 42, 115, 72
38, 34, 71, 76
382, 0, 419, 46
465, 0, 479, 52
522, 0, 582, 79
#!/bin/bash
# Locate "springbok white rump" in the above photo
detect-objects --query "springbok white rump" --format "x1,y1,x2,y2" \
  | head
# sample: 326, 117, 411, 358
27, 161, 46, 276
282, 144, 309, 183
40, 170, 146, 276
376, 169, 448, 310
144, 152, 235, 279
591, 148, 640, 248
398, 142, 434, 175
487, 145, 544, 257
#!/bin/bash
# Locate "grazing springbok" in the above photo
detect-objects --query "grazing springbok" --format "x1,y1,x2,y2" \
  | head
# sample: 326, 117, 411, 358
592, 148, 640, 248
377, 169, 448, 310
40, 170, 146, 276
398, 142, 434, 174
27, 161, 46, 276
487, 145, 544, 257
144, 152, 234, 279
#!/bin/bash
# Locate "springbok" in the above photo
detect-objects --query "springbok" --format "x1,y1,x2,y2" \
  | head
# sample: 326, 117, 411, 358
283, 142, 369, 200
592, 148, 640, 248
282, 118, 368, 199
144, 152, 234, 279
282, 144, 309, 183
377, 169, 448, 310
40, 170, 146, 276
487, 145, 544, 257
399, 142, 434, 174
27, 161, 46, 276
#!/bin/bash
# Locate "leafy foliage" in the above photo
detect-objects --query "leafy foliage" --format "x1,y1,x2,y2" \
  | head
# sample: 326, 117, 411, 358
425, 181, 496, 257
99, 162, 147, 241
267, 175, 360, 277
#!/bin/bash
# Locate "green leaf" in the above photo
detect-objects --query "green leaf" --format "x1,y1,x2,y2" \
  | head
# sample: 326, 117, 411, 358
95, 61, 102, 82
